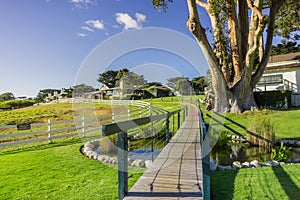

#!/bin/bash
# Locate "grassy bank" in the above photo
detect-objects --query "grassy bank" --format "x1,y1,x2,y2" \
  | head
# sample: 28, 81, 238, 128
211, 165, 300, 200
0, 141, 144, 199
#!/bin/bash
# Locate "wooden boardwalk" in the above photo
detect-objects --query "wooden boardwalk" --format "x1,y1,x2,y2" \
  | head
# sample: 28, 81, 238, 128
124, 104, 203, 200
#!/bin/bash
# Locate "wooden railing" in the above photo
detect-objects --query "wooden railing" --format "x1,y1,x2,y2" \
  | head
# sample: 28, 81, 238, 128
197, 101, 210, 200
0, 100, 152, 148
101, 106, 188, 200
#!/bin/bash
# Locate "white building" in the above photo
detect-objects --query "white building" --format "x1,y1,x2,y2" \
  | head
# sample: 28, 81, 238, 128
256, 52, 300, 106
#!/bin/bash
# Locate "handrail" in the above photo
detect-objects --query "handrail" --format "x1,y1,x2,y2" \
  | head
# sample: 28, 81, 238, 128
196, 100, 210, 200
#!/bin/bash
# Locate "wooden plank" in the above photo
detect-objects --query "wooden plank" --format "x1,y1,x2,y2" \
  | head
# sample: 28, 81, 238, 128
124, 104, 203, 200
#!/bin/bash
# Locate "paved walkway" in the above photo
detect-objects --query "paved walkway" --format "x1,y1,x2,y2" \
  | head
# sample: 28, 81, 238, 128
124, 104, 203, 200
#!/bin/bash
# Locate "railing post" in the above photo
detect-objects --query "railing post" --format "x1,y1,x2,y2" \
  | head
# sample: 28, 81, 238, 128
118, 131, 128, 200
48, 119, 52, 143
166, 112, 170, 144
128, 109, 130, 120
82, 116, 85, 137
177, 112, 180, 129
140, 107, 142, 118
112, 113, 115, 123
202, 122, 210, 200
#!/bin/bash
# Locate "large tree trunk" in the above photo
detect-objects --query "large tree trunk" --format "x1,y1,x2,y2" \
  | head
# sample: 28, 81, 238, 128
186, 0, 286, 113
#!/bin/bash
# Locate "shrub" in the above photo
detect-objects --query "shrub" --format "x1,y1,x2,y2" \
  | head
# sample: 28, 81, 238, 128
100, 135, 118, 155
247, 114, 275, 150
254, 90, 292, 109
0, 100, 36, 110
271, 142, 291, 162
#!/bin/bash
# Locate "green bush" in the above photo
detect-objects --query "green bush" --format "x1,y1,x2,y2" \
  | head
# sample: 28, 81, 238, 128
247, 114, 275, 149
254, 90, 292, 109
0, 100, 36, 110
271, 142, 291, 162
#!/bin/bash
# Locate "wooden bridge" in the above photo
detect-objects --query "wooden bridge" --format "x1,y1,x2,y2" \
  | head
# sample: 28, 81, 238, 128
102, 103, 210, 200
124, 104, 203, 199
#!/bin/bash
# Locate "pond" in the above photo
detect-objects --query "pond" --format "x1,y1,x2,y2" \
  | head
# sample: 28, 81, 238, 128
127, 136, 300, 166
211, 144, 300, 166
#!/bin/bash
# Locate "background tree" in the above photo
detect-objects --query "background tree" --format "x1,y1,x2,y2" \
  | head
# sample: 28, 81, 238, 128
191, 76, 208, 94
175, 78, 193, 95
167, 77, 189, 88
0, 92, 15, 102
271, 40, 300, 55
97, 70, 119, 87
72, 84, 95, 94
153, 0, 299, 113
35, 89, 60, 102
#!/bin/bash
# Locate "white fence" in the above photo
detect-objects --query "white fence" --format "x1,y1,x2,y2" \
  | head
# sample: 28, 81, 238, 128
0, 100, 153, 148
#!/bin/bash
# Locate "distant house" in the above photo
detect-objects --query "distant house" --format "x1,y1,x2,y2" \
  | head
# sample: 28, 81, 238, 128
256, 52, 300, 106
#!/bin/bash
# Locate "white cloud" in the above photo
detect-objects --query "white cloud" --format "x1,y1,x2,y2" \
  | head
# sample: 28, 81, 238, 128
77, 33, 87, 38
81, 26, 94, 32
69, 0, 94, 9
135, 13, 146, 22
115, 12, 146, 31
86, 20, 105, 30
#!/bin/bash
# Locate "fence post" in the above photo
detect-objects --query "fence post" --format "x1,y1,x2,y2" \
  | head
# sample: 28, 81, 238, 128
48, 119, 52, 143
118, 131, 128, 200
202, 122, 210, 200
112, 113, 115, 123
82, 117, 85, 137
178, 112, 180, 129
140, 107, 142, 118
165, 112, 170, 144
128, 109, 130, 120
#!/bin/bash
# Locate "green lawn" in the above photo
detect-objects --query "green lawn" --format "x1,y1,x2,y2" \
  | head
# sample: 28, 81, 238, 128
211, 165, 300, 200
204, 109, 300, 140
0, 141, 144, 200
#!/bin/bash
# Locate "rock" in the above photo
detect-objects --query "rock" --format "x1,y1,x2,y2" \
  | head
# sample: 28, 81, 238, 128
267, 160, 279, 167
288, 158, 300, 163
145, 160, 153, 168
250, 160, 260, 168
109, 157, 118, 164
210, 160, 217, 171
279, 162, 285, 165
242, 162, 251, 168
217, 165, 232, 171
131, 159, 145, 168
296, 141, 300, 147
232, 161, 242, 168
127, 158, 133, 166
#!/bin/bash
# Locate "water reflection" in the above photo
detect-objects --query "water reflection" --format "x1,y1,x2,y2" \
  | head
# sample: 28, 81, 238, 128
211, 145, 300, 166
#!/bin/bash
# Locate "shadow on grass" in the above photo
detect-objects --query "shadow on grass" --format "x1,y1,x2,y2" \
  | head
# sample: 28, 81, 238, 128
207, 112, 273, 145
210, 170, 239, 200
272, 165, 300, 199
0, 138, 83, 155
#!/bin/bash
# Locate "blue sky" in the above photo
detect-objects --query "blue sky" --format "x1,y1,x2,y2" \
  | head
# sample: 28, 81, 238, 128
0, 0, 211, 97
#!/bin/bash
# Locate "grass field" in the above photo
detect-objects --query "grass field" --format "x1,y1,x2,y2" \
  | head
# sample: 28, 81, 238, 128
204, 108, 300, 140
0, 140, 144, 200
211, 165, 300, 200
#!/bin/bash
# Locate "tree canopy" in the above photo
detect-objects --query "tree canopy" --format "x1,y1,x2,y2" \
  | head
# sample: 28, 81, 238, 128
0, 92, 15, 102
153, 0, 299, 113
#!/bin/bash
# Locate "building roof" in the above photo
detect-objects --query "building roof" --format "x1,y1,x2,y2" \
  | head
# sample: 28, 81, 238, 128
268, 52, 300, 63
265, 52, 300, 71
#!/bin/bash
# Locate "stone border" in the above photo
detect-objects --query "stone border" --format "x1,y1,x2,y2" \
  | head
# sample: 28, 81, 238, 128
82, 139, 152, 168
210, 158, 300, 171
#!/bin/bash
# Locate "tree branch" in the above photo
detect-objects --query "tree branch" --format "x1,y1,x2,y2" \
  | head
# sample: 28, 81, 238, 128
251, 0, 287, 85
196, 0, 209, 10
226, 0, 242, 81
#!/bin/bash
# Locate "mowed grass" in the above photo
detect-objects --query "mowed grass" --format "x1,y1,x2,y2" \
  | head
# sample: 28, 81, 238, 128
211, 165, 300, 200
0, 141, 144, 200
0, 102, 112, 126
204, 108, 300, 140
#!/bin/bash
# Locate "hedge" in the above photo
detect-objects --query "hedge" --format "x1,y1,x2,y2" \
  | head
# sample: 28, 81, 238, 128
0, 100, 37, 110
254, 90, 292, 109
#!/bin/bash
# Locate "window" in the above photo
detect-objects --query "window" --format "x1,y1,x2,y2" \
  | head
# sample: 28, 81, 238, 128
257, 74, 283, 85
